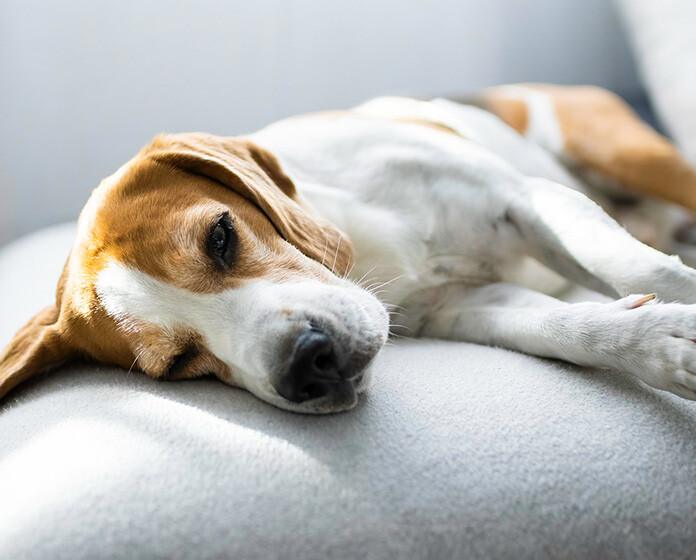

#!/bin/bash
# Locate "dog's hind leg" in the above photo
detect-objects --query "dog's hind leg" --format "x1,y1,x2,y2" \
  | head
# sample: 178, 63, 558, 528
409, 282, 696, 400
505, 177, 696, 303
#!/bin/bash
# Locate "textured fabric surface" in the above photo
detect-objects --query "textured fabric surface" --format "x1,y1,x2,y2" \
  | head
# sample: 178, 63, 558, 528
615, 0, 696, 164
2, 224, 696, 560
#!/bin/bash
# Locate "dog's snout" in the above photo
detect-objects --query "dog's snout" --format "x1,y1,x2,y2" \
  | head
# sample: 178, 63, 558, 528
275, 328, 348, 403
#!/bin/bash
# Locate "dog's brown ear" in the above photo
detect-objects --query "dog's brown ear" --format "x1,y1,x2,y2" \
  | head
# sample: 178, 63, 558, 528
0, 306, 73, 400
148, 133, 355, 276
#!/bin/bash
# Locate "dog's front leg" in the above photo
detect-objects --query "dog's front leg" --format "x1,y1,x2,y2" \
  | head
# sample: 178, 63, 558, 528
407, 283, 696, 400
506, 177, 696, 303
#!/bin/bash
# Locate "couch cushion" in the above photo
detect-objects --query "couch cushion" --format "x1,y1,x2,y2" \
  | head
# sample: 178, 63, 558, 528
1, 224, 696, 559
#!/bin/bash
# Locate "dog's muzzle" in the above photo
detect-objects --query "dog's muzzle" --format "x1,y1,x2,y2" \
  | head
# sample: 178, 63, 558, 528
274, 326, 372, 404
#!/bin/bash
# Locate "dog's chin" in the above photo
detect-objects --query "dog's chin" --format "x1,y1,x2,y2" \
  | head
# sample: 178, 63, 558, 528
262, 382, 355, 414
261, 367, 373, 415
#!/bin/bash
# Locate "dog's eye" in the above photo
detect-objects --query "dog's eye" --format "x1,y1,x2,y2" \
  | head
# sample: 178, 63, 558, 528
164, 345, 200, 380
207, 213, 237, 267
211, 224, 227, 254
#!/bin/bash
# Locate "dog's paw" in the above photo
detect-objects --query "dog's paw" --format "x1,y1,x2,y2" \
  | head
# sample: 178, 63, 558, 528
600, 294, 696, 400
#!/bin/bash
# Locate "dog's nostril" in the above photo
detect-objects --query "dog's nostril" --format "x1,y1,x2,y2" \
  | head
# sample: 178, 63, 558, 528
313, 350, 335, 373
296, 329, 339, 378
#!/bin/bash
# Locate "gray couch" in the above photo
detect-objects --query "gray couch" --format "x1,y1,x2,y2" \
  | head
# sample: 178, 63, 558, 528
2, 223, 696, 559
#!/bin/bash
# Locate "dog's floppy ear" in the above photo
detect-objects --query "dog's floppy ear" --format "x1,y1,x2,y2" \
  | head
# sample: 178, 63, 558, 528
0, 305, 73, 400
147, 133, 355, 275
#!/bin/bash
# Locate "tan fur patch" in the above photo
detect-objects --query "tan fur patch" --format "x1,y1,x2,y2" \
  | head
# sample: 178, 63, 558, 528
480, 95, 529, 134
526, 84, 696, 211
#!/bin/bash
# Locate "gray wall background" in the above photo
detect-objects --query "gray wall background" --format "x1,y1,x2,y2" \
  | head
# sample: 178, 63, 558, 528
0, 0, 641, 247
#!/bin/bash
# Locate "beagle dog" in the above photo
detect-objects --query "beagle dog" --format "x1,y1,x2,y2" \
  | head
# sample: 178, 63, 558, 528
4, 84, 696, 413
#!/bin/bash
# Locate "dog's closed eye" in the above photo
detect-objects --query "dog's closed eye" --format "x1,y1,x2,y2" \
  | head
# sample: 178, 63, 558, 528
207, 212, 238, 269
163, 345, 201, 380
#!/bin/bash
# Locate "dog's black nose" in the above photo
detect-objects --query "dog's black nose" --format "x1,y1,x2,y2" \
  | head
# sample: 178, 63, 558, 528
276, 328, 344, 403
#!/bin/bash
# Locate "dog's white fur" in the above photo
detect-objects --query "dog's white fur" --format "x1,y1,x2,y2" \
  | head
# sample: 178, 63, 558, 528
97, 94, 696, 409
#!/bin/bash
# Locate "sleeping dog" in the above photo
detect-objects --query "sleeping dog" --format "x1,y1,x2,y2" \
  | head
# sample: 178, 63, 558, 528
4, 84, 696, 413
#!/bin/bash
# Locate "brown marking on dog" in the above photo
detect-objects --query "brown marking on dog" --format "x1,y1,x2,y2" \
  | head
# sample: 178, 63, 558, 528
477, 95, 529, 134
523, 84, 696, 212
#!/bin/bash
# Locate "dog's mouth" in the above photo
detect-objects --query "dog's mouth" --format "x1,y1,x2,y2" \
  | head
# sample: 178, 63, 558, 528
269, 365, 373, 415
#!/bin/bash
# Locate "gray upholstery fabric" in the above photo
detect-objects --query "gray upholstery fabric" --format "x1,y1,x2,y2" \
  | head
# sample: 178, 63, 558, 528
1, 223, 696, 560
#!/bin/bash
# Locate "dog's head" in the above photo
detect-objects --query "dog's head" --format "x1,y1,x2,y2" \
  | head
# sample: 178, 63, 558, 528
0, 133, 389, 413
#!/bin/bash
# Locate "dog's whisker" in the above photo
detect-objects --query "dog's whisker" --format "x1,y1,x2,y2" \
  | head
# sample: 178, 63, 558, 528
389, 323, 414, 333
355, 266, 377, 288
389, 311, 408, 319
368, 287, 394, 297
321, 235, 329, 268
342, 260, 357, 280
330, 234, 342, 274
365, 281, 386, 293
369, 274, 406, 291
388, 331, 409, 340
127, 349, 145, 376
